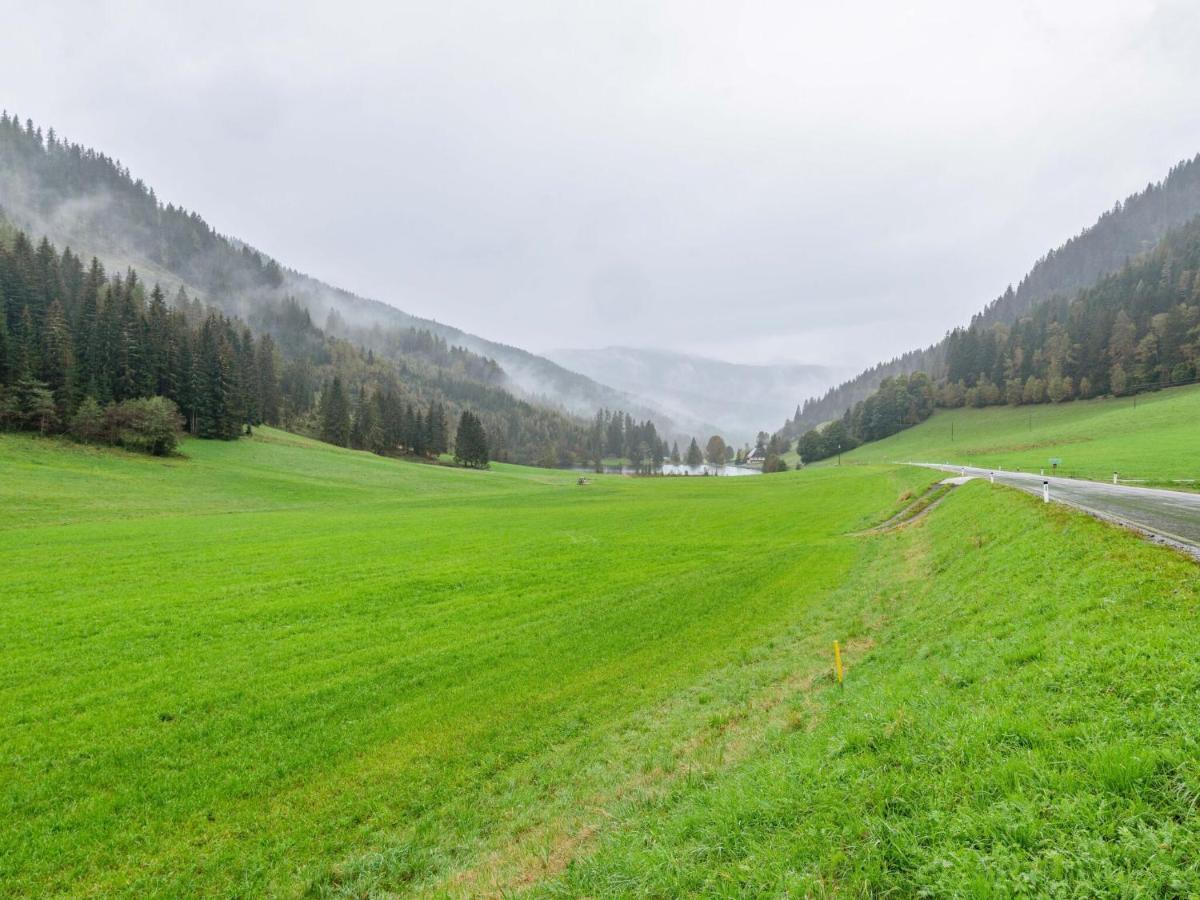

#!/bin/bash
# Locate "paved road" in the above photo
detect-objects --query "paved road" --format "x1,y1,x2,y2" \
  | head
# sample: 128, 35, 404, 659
917, 463, 1200, 556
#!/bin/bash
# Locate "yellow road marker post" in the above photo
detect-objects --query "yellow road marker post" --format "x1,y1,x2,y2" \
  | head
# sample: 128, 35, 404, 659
833, 640, 844, 690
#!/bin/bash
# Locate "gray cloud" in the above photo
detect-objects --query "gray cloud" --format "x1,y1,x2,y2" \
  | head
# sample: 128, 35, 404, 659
3, 1, 1200, 368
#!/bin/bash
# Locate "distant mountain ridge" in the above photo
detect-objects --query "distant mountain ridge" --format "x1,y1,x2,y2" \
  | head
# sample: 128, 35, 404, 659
549, 346, 838, 445
782, 153, 1200, 437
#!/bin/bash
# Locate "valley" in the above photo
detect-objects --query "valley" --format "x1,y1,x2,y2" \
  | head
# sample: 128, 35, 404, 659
6, 6, 1200, 895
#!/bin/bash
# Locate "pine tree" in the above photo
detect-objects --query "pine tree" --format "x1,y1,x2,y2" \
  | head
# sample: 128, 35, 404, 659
13, 305, 38, 379
0, 308, 9, 386
2, 376, 59, 434
255, 334, 281, 425
376, 388, 402, 450
401, 402, 418, 453
349, 388, 379, 450
111, 277, 145, 402
145, 284, 172, 398
427, 401, 448, 455
40, 299, 74, 410
194, 315, 238, 439
319, 376, 351, 447
411, 406, 427, 456
229, 326, 257, 427
685, 437, 703, 467
74, 259, 106, 402
454, 410, 489, 468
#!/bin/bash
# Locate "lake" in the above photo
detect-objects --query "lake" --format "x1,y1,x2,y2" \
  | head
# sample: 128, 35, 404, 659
571, 463, 762, 477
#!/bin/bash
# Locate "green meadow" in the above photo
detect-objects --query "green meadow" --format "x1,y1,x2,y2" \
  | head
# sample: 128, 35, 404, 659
832, 383, 1200, 487
3, 426, 1200, 895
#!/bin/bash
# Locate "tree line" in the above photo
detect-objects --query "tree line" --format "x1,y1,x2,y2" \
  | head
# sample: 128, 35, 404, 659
796, 373, 934, 463
0, 227, 279, 450
584, 409, 667, 472
0, 225, 491, 465
0, 221, 669, 470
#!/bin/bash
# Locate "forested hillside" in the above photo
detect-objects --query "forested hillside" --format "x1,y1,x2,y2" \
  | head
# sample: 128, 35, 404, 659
783, 154, 1200, 438
796, 215, 1200, 461
0, 219, 668, 465
0, 112, 677, 438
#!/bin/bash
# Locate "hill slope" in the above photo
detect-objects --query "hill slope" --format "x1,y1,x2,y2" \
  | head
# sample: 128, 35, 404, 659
784, 153, 1200, 436
0, 113, 675, 432
833, 381, 1200, 488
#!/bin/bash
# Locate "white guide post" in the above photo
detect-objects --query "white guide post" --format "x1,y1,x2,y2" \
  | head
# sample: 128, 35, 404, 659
1113, 472, 1119, 485
1043, 481, 1050, 503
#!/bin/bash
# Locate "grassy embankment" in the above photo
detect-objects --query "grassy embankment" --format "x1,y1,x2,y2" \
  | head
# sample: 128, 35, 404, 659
2, 426, 1199, 895
806, 382, 1200, 487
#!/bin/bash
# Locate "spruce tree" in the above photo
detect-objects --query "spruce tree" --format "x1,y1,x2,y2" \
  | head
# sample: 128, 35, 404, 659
349, 388, 377, 450
454, 410, 489, 468
40, 299, 74, 410
428, 401, 448, 455
319, 376, 351, 447
3, 376, 59, 434
0, 309, 9, 386
194, 315, 238, 439
145, 285, 172, 398
255, 334, 281, 425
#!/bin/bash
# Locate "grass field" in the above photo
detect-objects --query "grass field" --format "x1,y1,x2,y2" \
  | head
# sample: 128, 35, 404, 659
3, 427, 1200, 895
824, 383, 1200, 487
0, 428, 932, 895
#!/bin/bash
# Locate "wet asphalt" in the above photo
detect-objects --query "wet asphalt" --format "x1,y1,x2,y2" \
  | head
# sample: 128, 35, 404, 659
916, 463, 1200, 554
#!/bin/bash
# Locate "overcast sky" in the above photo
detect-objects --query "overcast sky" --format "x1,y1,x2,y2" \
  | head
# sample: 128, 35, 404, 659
4, 1, 1200, 368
